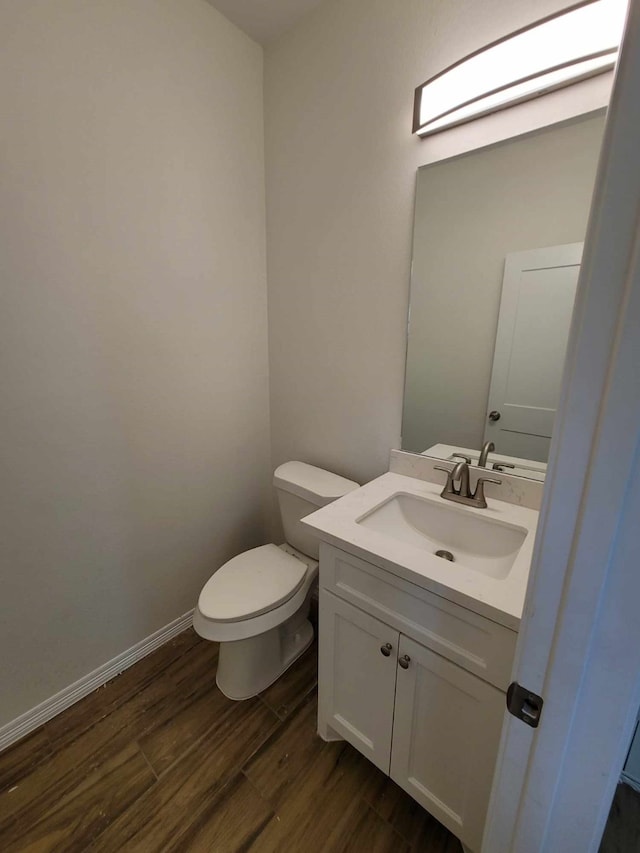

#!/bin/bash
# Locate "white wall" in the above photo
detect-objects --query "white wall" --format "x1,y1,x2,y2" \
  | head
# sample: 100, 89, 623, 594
264, 0, 612, 485
402, 114, 605, 455
0, 0, 270, 728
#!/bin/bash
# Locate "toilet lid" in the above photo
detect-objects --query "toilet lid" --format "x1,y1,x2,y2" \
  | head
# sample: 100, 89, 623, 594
198, 544, 308, 622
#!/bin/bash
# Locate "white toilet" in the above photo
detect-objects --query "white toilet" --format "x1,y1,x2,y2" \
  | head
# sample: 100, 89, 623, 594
193, 461, 359, 700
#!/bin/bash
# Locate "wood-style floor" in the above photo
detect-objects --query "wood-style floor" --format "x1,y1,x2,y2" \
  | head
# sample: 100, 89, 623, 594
600, 783, 640, 853
0, 628, 463, 852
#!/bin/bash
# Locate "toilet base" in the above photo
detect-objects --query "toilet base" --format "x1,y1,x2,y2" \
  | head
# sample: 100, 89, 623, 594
215, 614, 314, 701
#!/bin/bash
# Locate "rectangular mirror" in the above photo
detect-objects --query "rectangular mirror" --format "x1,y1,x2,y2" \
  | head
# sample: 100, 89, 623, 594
402, 113, 606, 480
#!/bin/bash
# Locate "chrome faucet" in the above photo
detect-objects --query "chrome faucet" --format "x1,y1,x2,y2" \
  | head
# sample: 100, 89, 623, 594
478, 441, 495, 468
434, 462, 501, 509
449, 461, 470, 496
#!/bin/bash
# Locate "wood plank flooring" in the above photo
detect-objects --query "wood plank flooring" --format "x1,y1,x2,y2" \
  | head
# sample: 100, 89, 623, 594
0, 628, 463, 852
600, 783, 640, 852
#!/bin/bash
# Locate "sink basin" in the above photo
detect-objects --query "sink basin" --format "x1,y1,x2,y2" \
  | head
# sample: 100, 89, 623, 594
356, 491, 527, 579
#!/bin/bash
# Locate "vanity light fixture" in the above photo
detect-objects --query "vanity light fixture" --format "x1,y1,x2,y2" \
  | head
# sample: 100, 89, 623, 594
413, 0, 627, 137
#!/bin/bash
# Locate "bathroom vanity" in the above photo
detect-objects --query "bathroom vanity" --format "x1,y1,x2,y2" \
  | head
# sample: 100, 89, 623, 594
302, 457, 540, 853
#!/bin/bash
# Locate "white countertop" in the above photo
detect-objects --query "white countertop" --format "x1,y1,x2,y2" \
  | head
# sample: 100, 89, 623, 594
301, 471, 539, 631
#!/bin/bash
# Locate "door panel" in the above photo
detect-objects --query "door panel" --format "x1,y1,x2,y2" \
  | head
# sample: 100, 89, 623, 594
390, 635, 505, 851
485, 242, 582, 461
318, 590, 399, 773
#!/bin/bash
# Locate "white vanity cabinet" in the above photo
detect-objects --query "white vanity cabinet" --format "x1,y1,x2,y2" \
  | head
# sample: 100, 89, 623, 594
318, 543, 516, 853
318, 592, 399, 772
390, 634, 505, 850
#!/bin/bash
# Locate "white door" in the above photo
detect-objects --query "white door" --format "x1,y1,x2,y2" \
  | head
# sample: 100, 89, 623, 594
484, 243, 582, 462
483, 4, 640, 850
318, 590, 399, 773
390, 635, 505, 852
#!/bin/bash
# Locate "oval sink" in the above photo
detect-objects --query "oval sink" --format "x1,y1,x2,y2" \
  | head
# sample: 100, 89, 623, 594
356, 491, 527, 580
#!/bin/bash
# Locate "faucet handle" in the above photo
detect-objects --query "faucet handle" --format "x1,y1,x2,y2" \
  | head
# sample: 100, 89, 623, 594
492, 462, 515, 472
452, 453, 472, 464
473, 475, 502, 508
434, 465, 457, 496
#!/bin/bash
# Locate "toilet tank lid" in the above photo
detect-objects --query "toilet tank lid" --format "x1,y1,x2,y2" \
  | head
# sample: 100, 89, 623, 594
273, 461, 359, 506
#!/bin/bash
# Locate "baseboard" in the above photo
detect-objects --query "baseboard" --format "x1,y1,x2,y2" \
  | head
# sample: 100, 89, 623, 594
621, 772, 640, 794
0, 609, 194, 754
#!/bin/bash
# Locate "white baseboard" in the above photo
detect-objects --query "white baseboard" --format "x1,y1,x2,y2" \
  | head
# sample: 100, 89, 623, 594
621, 771, 640, 794
0, 609, 194, 754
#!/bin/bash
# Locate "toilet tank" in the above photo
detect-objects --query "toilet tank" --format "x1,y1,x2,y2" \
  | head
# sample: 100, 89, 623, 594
273, 462, 359, 559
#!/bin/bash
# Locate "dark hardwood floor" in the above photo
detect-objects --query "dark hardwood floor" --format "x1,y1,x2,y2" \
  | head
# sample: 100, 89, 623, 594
0, 628, 462, 852
600, 783, 640, 853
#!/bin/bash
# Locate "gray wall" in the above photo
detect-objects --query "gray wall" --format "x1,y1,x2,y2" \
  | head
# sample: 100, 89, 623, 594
264, 0, 612, 486
402, 115, 605, 454
0, 0, 271, 728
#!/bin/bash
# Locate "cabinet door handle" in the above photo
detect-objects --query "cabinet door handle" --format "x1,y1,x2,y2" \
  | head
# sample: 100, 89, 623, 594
380, 643, 393, 657
398, 655, 411, 669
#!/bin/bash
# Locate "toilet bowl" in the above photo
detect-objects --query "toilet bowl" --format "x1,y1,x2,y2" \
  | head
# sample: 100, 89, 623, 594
193, 462, 359, 700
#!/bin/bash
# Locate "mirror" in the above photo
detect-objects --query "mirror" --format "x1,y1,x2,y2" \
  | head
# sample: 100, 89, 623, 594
402, 113, 606, 480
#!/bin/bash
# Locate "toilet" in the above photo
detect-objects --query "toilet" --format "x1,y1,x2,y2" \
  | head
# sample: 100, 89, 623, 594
193, 461, 359, 700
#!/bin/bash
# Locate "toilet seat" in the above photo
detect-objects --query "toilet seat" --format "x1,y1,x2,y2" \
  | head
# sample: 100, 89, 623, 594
198, 544, 309, 623
193, 544, 318, 644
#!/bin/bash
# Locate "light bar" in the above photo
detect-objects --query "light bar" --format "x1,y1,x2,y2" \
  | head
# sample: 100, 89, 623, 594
413, 0, 627, 137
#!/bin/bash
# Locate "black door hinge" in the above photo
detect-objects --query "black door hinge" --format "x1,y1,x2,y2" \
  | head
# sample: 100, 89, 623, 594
507, 682, 544, 728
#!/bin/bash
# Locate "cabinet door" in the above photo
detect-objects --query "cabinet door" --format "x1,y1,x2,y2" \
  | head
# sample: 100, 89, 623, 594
390, 635, 505, 852
319, 590, 399, 773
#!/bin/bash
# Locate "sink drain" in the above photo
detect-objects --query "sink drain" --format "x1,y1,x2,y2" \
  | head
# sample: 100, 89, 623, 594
435, 549, 455, 562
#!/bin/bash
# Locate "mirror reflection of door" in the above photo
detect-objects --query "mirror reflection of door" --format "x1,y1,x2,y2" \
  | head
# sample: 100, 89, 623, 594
484, 243, 582, 462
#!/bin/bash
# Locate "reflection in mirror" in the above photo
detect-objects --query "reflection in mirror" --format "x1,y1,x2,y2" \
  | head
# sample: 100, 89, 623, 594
402, 114, 606, 479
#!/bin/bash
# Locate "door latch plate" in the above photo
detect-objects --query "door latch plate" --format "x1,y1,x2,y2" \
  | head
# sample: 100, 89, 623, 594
507, 682, 544, 728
